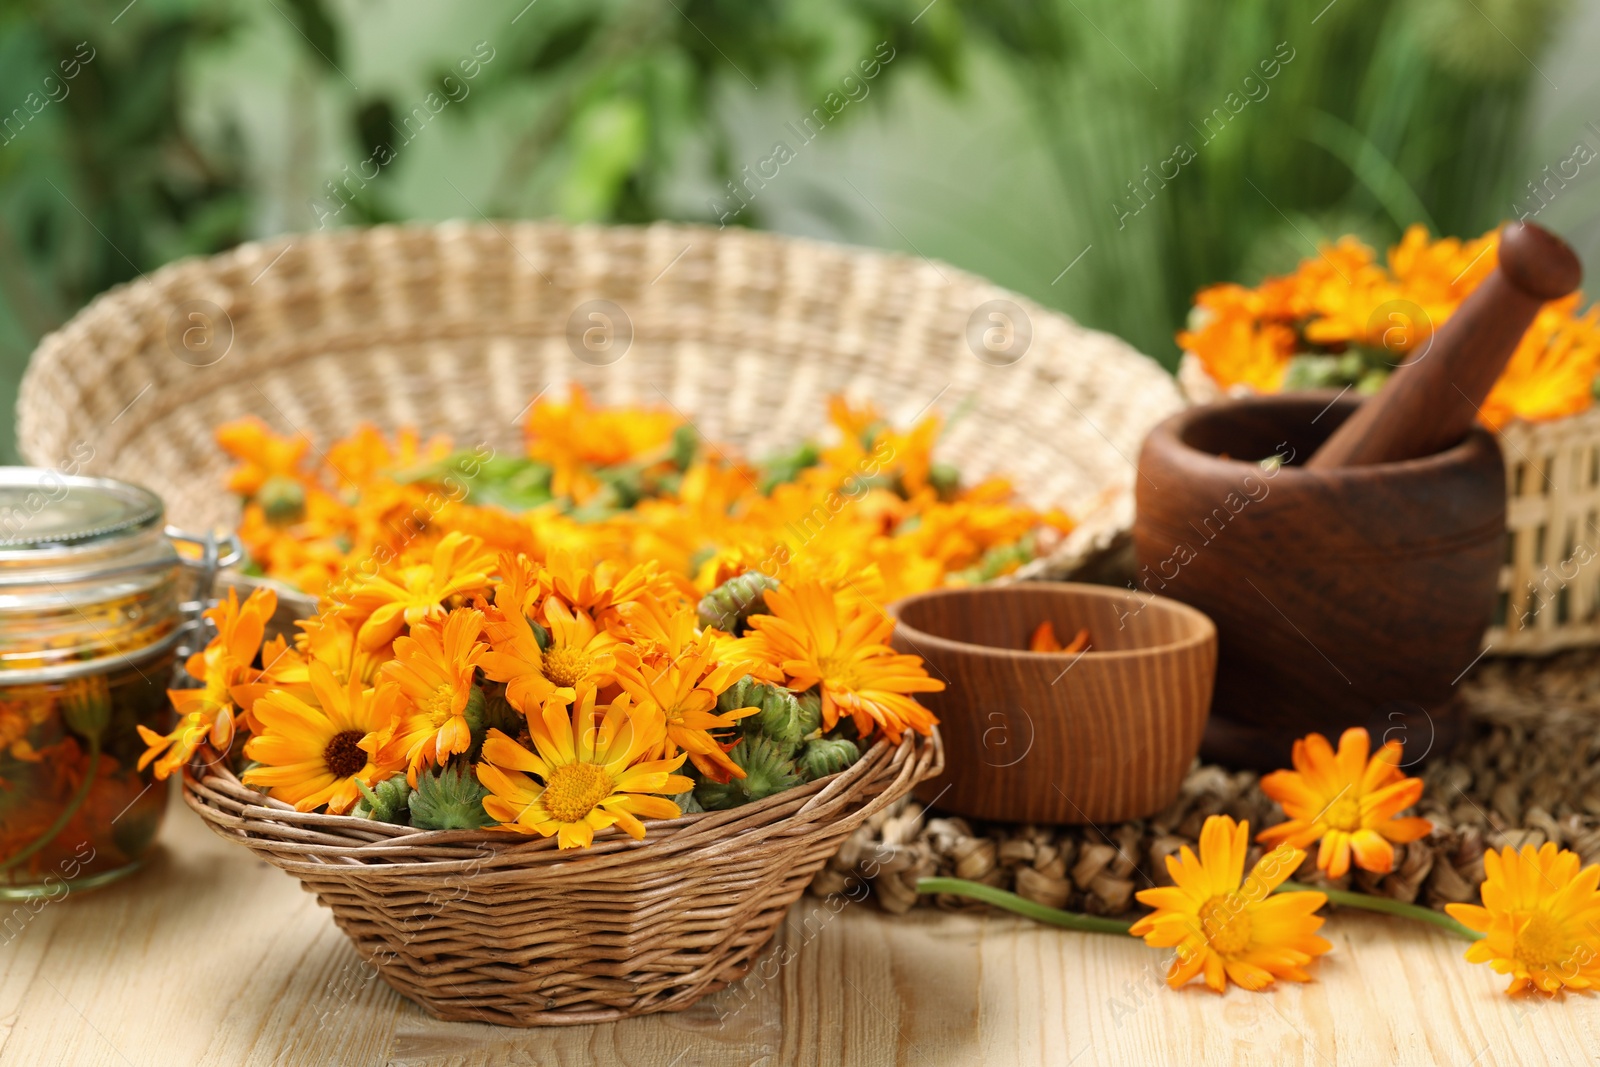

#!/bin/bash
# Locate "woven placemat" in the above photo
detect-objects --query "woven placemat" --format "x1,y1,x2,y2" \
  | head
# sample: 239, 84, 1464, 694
814, 649, 1600, 916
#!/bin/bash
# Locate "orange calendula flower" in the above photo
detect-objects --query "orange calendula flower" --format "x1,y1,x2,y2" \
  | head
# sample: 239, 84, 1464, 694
477, 553, 567, 710
1131, 815, 1331, 992
736, 580, 942, 744
476, 690, 692, 849
341, 531, 497, 650
615, 632, 758, 781
524, 384, 681, 503
140, 586, 276, 779
372, 608, 487, 784
215, 416, 309, 497
1446, 842, 1600, 995
241, 660, 400, 813
1256, 727, 1432, 879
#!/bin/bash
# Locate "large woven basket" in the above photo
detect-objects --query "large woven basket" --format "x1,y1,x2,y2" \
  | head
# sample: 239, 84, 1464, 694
1179, 355, 1600, 655
185, 732, 940, 1025
17, 220, 1181, 575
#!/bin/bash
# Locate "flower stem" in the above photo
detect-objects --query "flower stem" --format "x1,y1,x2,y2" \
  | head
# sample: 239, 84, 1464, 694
1275, 880, 1483, 941
0, 739, 100, 873
915, 877, 1135, 935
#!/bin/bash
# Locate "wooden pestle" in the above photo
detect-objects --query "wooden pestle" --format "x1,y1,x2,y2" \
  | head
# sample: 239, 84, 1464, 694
1306, 222, 1583, 469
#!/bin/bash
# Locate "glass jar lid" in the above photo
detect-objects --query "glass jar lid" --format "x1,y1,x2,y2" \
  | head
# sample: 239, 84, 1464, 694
0, 469, 163, 548
0, 469, 182, 680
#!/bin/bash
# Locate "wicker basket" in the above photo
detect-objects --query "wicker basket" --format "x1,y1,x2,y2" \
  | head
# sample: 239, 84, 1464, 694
17, 220, 1181, 577
1179, 355, 1600, 656
184, 732, 940, 1025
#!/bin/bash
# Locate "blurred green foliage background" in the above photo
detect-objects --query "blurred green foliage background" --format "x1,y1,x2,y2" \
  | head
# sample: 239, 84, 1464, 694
1, 0, 1597, 462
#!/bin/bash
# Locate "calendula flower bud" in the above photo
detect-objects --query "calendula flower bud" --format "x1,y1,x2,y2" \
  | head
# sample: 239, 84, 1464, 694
354, 776, 413, 824
409, 763, 494, 830
720, 677, 813, 745
257, 475, 306, 524
796, 737, 860, 781
698, 571, 778, 633
695, 737, 801, 810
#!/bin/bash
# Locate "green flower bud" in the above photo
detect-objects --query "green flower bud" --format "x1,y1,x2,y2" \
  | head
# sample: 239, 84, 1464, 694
796, 737, 860, 781
670, 424, 698, 471
698, 571, 778, 633
721, 677, 814, 746
694, 737, 801, 810
354, 775, 412, 824
928, 461, 961, 501
257, 475, 306, 525
408, 764, 494, 830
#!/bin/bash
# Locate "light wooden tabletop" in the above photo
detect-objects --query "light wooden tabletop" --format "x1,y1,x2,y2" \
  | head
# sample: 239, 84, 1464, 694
1, 786, 1590, 1067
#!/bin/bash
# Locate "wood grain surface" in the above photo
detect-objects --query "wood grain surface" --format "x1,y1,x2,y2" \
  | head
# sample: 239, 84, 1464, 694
0, 788, 1589, 1066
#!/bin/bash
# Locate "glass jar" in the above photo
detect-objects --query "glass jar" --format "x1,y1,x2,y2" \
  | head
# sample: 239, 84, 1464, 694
0, 469, 227, 899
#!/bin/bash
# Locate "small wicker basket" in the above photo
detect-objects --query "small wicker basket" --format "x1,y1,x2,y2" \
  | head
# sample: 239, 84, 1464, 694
184, 732, 940, 1025
1180, 355, 1600, 656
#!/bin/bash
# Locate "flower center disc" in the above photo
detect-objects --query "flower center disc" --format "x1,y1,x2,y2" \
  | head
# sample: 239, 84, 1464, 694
1516, 910, 1572, 968
543, 647, 592, 689
424, 683, 457, 726
1324, 797, 1361, 832
323, 730, 368, 779
541, 762, 613, 823
1198, 894, 1253, 956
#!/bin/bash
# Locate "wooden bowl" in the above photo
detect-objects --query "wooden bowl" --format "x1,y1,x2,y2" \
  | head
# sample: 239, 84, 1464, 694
887, 582, 1216, 824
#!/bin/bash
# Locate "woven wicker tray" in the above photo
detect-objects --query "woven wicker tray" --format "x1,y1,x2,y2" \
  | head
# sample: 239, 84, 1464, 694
17, 221, 1182, 576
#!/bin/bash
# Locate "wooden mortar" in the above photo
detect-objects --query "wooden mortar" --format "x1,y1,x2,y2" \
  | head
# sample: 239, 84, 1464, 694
1134, 393, 1502, 768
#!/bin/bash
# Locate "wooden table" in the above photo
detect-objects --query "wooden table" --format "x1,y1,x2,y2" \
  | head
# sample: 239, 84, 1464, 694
2, 788, 1591, 1067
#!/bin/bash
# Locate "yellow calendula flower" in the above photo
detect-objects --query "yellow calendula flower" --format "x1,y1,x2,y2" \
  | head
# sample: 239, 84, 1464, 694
341, 531, 497, 650
242, 661, 400, 813
215, 415, 309, 497
372, 608, 487, 784
615, 631, 757, 781
1131, 815, 1331, 993
141, 585, 277, 778
476, 690, 692, 849
734, 580, 942, 744
1256, 727, 1431, 878
1447, 842, 1600, 994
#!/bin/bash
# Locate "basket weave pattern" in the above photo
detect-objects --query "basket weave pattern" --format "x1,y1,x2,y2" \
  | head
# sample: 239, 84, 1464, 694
184, 732, 940, 1025
18, 221, 1181, 568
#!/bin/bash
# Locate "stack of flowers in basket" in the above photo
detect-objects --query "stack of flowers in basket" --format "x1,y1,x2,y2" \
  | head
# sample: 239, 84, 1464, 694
141, 541, 943, 848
